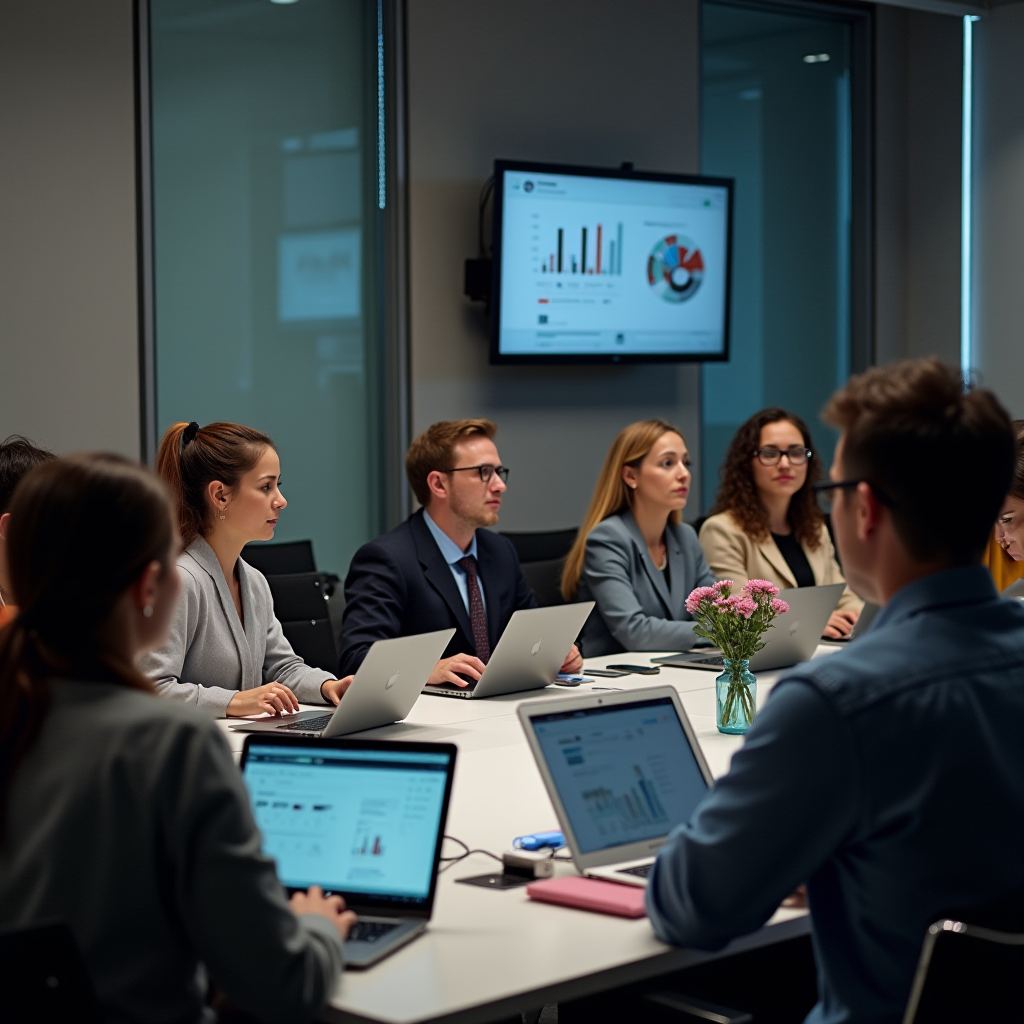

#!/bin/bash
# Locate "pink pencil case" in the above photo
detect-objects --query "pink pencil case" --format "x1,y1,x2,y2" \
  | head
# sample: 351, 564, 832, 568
526, 876, 648, 918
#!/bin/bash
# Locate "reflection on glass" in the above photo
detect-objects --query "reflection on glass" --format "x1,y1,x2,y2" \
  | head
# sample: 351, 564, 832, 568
700, 2, 852, 509
150, 0, 382, 575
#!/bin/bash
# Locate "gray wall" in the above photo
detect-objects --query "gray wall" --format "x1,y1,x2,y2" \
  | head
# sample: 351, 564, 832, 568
405, 0, 702, 531
874, 6, 963, 369
973, 1, 1024, 414
0, 0, 140, 456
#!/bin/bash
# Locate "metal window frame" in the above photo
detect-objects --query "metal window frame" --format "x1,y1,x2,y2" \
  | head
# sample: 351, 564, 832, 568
133, 0, 411, 530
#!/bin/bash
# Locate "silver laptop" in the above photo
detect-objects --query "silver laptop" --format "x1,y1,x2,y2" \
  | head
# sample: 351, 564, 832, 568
421, 602, 594, 700
231, 629, 455, 737
653, 582, 845, 672
1003, 578, 1024, 600
241, 734, 456, 967
518, 686, 712, 887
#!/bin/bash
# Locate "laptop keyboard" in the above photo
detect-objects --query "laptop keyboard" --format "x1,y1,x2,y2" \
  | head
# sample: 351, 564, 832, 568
347, 920, 400, 944
618, 863, 652, 879
686, 655, 726, 669
277, 714, 333, 732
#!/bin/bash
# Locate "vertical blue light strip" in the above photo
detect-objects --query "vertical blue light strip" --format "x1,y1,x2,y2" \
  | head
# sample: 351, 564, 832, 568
376, 0, 386, 210
960, 15, 978, 381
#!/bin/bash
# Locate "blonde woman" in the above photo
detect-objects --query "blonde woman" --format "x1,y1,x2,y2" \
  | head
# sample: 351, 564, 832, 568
562, 420, 716, 656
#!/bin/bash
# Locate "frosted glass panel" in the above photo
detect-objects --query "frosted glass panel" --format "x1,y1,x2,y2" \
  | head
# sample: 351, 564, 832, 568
149, 0, 382, 576
700, 3, 852, 510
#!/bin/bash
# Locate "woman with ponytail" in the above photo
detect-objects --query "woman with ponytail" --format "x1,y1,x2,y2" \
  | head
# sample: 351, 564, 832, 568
562, 419, 716, 656
141, 421, 351, 716
0, 454, 352, 1023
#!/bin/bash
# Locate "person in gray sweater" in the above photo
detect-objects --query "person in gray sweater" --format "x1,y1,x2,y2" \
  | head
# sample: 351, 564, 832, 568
0, 454, 353, 1023
141, 421, 351, 718
562, 419, 716, 656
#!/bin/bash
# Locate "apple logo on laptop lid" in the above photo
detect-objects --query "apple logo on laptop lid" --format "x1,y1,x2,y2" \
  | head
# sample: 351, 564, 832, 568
531, 639, 544, 656
385, 671, 400, 690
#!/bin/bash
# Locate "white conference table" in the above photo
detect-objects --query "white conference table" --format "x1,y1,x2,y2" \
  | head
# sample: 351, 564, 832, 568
217, 647, 840, 1024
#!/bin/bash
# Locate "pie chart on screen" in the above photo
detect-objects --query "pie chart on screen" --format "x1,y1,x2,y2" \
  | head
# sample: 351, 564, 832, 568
647, 235, 705, 303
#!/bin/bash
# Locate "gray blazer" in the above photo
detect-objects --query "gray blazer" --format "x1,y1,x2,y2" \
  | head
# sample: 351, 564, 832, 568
0, 679, 344, 1023
140, 537, 334, 715
578, 510, 717, 656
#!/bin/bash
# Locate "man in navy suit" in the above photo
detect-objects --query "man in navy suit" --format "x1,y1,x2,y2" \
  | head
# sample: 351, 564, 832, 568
339, 419, 582, 686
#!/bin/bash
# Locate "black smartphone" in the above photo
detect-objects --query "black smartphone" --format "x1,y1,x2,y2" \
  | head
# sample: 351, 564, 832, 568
607, 664, 661, 675
585, 668, 630, 678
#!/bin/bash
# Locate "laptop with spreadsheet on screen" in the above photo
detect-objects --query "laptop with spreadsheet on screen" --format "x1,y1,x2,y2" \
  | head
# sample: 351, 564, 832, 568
240, 735, 456, 967
518, 686, 712, 887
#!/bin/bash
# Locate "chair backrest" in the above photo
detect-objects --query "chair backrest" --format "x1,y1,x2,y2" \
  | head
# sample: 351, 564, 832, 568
265, 572, 338, 674
500, 528, 578, 564
0, 921, 101, 1024
242, 539, 317, 576
520, 557, 567, 608
903, 919, 1024, 1024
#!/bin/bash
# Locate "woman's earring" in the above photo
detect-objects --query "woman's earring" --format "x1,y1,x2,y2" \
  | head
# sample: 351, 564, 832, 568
219, 507, 227, 520
143, 605, 154, 618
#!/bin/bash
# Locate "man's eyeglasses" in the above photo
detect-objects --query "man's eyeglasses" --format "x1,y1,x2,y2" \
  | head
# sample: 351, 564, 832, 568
441, 464, 510, 484
753, 446, 812, 467
812, 479, 896, 508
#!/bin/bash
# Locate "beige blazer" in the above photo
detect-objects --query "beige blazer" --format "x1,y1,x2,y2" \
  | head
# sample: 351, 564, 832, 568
699, 511, 862, 612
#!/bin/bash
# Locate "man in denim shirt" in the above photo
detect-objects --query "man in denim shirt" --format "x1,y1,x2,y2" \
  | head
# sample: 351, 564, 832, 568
648, 359, 1024, 1023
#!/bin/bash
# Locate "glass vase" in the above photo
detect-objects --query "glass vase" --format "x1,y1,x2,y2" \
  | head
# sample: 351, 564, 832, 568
716, 658, 757, 735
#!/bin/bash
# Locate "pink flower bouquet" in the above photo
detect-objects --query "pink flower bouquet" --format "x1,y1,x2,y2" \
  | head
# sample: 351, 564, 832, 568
685, 578, 789, 661
685, 579, 790, 730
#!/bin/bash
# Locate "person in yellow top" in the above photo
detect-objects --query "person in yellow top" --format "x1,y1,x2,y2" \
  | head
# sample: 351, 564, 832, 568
700, 407, 862, 639
0, 434, 57, 628
985, 421, 1024, 592
992, 421, 1024, 581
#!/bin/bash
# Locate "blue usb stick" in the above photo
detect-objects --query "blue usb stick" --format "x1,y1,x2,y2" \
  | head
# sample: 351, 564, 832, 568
512, 830, 564, 851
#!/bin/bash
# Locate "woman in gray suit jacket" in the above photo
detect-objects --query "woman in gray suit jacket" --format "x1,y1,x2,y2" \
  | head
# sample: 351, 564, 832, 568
140, 421, 351, 717
562, 419, 716, 656
0, 455, 352, 1023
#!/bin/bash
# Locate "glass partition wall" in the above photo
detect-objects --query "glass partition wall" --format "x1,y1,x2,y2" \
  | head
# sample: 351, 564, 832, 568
144, 0, 403, 577
699, 0, 870, 513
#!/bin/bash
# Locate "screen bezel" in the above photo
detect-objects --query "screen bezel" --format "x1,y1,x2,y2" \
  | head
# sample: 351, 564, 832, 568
490, 159, 734, 366
240, 734, 457, 918
517, 686, 713, 871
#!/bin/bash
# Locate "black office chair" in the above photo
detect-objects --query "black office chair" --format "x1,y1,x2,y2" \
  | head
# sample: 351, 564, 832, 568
903, 918, 1024, 1023
500, 529, 579, 608
500, 528, 578, 564
242, 539, 317, 576
0, 920, 101, 1024
264, 572, 338, 674
688, 514, 707, 537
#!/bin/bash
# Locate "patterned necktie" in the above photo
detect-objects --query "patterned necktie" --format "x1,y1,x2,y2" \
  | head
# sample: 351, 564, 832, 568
457, 555, 491, 664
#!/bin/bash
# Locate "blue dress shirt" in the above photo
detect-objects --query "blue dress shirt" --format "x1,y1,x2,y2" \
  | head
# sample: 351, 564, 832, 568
422, 509, 486, 616
647, 565, 1024, 1024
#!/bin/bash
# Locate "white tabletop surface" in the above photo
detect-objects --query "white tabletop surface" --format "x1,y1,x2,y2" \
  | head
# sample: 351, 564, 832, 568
217, 647, 838, 1024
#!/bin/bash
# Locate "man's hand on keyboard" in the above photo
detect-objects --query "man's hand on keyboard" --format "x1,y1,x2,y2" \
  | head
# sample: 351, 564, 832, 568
290, 885, 357, 940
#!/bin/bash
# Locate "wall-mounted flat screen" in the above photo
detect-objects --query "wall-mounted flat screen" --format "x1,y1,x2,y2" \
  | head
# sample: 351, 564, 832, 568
491, 160, 733, 364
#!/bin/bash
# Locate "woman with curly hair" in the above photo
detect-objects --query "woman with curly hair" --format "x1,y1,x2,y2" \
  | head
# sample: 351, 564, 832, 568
699, 407, 861, 639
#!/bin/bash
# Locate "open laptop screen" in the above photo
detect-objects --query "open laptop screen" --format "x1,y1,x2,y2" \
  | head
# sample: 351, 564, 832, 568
528, 696, 708, 853
243, 745, 452, 906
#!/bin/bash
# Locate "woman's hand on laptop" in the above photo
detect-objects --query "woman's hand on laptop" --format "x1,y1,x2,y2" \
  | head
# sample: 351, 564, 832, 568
290, 886, 357, 941
823, 608, 858, 640
320, 676, 354, 705
560, 644, 583, 674
427, 653, 485, 687
226, 681, 299, 717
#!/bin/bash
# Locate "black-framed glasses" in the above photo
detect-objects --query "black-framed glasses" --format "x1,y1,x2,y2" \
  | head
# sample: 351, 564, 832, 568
441, 464, 510, 484
812, 479, 896, 508
753, 445, 812, 467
